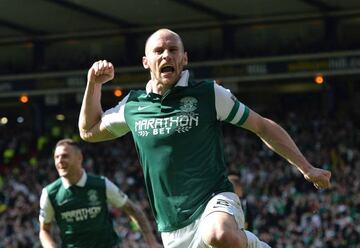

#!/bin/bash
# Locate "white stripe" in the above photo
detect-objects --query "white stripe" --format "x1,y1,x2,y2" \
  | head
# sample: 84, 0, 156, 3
230, 102, 245, 124
39, 188, 55, 223
214, 82, 235, 121
102, 94, 130, 137
105, 178, 128, 208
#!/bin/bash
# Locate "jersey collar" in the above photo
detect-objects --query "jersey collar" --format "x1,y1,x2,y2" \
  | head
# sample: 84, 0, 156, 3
146, 70, 189, 93
61, 169, 87, 189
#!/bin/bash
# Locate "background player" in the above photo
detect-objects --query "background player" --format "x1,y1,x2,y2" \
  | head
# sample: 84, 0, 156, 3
39, 138, 162, 248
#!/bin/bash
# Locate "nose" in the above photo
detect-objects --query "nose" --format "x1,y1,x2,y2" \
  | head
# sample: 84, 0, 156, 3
55, 159, 61, 166
162, 49, 170, 60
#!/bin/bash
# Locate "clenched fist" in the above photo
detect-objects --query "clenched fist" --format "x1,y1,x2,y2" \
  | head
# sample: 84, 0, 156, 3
87, 60, 114, 85
304, 167, 332, 190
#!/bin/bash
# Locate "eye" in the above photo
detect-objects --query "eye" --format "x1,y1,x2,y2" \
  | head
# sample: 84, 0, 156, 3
154, 48, 163, 54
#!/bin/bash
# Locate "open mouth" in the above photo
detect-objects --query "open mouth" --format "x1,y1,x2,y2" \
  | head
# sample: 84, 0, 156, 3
161, 65, 175, 73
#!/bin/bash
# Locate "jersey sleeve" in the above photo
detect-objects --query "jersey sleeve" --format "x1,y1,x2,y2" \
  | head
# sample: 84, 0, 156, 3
105, 178, 128, 208
102, 94, 131, 137
39, 188, 55, 224
214, 83, 250, 127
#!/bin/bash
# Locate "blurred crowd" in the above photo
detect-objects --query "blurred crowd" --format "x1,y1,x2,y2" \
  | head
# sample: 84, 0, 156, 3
223, 109, 360, 247
0, 100, 359, 248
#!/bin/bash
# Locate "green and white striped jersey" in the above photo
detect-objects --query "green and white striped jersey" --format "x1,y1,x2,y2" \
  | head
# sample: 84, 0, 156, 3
102, 70, 249, 232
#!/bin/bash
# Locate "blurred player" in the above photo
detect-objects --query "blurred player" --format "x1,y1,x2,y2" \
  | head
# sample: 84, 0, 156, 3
78, 28, 331, 248
39, 138, 161, 248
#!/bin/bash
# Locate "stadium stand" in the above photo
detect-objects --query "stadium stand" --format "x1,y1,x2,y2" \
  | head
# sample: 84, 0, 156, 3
0, 1, 360, 247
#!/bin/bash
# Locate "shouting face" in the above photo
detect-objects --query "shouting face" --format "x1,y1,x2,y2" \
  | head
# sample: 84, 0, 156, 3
143, 29, 188, 92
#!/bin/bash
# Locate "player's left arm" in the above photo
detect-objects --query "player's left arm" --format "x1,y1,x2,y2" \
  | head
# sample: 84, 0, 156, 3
241, 109, 331, 189
121, 200, 162, 248
105, 178, 162, 247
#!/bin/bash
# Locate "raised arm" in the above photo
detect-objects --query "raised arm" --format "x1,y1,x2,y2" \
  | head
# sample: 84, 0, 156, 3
78, 60, 117, 142
241, 109, 331, 189
122, 199, 162, 248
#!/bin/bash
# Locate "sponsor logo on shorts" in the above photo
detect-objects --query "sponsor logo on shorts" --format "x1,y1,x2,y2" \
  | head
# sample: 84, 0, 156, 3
213, 199, 230, 208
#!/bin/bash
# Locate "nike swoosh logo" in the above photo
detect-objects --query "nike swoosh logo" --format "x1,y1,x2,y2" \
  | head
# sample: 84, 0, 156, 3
138, 105, 151, 111
58, 199, 71, 206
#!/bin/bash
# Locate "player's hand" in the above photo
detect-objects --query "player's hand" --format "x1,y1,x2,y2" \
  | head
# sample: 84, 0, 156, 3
87, 60, 114, 85
303, 167, 331, 189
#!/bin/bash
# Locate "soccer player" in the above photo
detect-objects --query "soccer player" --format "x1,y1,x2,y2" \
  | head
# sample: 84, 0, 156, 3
39, 139, 161, 248
78, 28, 331, 248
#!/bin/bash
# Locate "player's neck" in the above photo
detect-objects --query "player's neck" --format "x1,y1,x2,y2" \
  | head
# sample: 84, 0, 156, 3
65, 169, 84, 186
151, 83, 171, 95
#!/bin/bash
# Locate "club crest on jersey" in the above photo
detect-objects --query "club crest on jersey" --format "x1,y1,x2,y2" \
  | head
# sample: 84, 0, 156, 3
179, 97, 198, 112
87, 190, 100, 206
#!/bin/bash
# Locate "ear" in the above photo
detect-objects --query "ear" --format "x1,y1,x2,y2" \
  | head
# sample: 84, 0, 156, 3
142, 56, 149, 69
183, 52, 188, 66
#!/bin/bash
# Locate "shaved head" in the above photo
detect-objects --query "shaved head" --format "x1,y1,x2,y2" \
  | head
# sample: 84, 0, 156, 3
145, 29, 184, 55
142, 28, 188, 94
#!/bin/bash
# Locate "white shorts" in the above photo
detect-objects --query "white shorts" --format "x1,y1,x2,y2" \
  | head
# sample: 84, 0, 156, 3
161, 192, 245, 248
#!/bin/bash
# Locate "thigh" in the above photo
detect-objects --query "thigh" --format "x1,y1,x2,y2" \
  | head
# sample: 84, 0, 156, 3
161, 192, 246, 248
195, 192, 247, 247
201, 211, 238, 232
201, 192, 245, 229
161, 219, 200, 248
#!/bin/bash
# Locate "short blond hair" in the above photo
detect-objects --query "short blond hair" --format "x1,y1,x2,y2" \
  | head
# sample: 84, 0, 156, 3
55, 138, 81, 152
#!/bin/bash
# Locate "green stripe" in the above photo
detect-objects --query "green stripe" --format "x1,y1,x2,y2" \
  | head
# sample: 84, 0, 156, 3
225, 100, 240, 123
236, 106, 250, 126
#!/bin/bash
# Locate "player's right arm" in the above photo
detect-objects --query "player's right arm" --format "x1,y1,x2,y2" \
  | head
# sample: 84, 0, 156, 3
78, 60, 118, 142
39, 222, 56, 248
39, 188, 56, 248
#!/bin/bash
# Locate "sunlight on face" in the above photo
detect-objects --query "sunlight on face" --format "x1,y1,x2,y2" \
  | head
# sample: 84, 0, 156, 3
54, 144, 82, 178
143, 29, 188, 89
